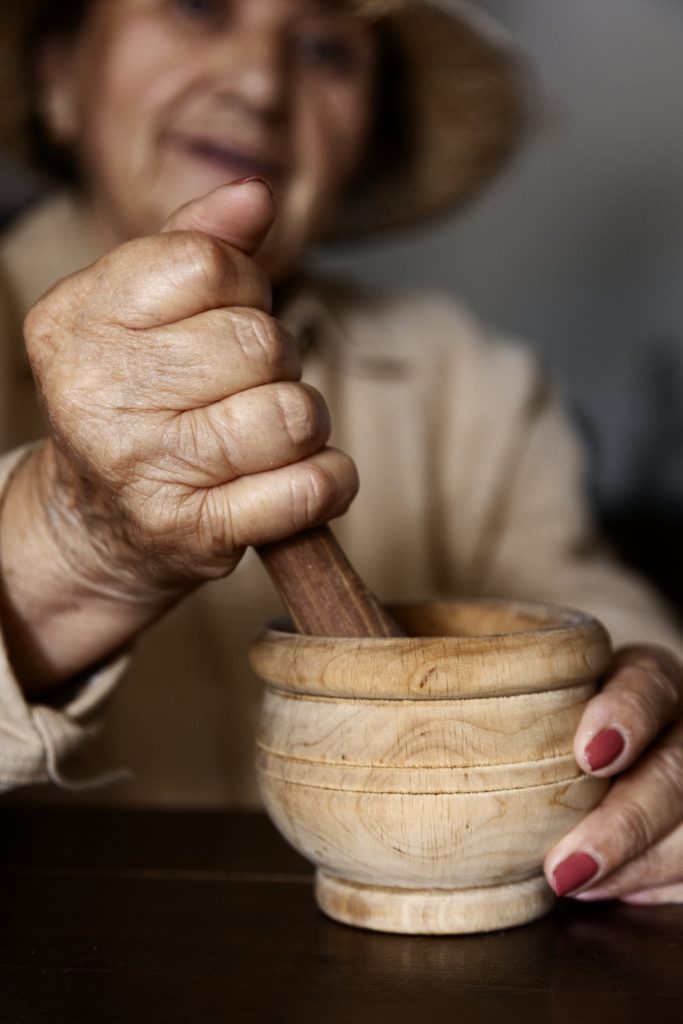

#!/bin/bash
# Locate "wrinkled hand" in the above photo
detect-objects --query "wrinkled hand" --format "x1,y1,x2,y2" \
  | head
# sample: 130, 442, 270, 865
24, 179, 357, 601
545, 644, 683, 904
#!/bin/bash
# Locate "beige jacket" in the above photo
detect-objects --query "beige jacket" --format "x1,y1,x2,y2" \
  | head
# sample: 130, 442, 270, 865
1, 194, 680, 807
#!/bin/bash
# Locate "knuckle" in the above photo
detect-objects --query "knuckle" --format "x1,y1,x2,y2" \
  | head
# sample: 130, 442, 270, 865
291, 461, 339, 529
342, 454, 360, 503
616, 647, 683, 709
604, 665, 672, 735
611, 800, 655, 855
196, 489, 238, 561
617, 683, 662, 734
273, 383, 330, 449
647, 666, 682, 712
197, 414, 240, 479
654, 738, 683, 798
172, 231, 229, 290
23, 293, 62, 365
23, 299, 45, 347
232, 309, 299, 374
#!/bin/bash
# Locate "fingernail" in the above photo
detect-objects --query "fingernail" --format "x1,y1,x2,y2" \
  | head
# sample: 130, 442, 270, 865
585, 728, 625, 770
231, 176, 274, 196
552, 852, 599, 897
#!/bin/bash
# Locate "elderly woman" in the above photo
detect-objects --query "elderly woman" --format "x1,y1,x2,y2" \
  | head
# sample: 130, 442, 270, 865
0, 0, 681, 905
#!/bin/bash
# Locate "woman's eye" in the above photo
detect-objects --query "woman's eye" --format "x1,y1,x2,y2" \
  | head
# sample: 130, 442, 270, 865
296, 32, 364, 75
169, 0, 228, 28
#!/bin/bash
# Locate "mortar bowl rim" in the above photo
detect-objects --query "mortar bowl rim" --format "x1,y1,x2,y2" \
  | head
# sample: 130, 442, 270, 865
249, 598, 612, 700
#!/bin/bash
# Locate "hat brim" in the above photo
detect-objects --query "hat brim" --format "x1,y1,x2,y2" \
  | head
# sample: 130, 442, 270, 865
334, 1, 527, 236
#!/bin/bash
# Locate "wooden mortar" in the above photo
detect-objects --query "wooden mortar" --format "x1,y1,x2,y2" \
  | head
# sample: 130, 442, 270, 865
248, 598, 612, 935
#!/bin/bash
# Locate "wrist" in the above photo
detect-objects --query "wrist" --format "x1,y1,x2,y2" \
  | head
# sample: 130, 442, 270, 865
0, 442, 187, 692
30, 440, 190, 607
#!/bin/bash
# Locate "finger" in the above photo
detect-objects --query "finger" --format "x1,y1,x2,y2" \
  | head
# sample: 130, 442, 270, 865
212, 446, 359, 550
132, 310, 302, 410
620, 883, 683, 905
162, 178, 276, 256
545, 716, 683, 896
53, 180, 275, 333
153, 382, 332, 488
107, 446, 358, 577
574, 645, 682, 776
572, 821, 683, 901
88, 230, 271, 329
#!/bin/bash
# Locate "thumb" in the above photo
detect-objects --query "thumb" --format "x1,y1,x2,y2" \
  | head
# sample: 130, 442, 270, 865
162, 177, 276, 256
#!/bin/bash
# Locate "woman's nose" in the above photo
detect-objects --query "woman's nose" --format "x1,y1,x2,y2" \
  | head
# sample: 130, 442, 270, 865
214, 32, 288, 119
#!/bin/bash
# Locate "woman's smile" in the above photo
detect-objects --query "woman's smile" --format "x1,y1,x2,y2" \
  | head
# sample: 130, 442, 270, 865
166, 132, 286, 191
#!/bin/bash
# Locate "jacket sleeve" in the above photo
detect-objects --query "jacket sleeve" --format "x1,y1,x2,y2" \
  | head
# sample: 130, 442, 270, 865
0, 447, 129, 792
458, 342, 683, 658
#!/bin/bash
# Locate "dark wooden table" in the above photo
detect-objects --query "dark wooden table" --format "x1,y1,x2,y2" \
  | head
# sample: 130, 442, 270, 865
1, 808, 681, 1023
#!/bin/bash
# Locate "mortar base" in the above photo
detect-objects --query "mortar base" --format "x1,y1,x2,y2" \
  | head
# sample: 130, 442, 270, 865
315, 870, 555, 935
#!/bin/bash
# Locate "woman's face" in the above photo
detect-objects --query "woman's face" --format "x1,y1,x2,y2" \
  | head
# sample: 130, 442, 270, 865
42, 0, 377, 278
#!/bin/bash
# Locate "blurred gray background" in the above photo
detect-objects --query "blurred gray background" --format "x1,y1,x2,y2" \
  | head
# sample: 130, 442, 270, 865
316, 0, 683, 514
2, 0, 682, 602
320, 0, 683, 607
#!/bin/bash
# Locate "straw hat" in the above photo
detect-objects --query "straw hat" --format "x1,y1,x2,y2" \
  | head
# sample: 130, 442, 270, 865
0, 0, 527, 237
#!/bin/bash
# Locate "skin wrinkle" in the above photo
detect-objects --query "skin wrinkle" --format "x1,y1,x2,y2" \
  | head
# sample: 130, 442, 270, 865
645, 732, 683, 818
611, 800, 660, 858
612, 684, 665, 738
293, 457, 341, 529
611, 647, 682, 702
233, 309, 298, 378
638, 665, 682, 712
658, 736, 683, 787
582, 826, 683, 898
617, 662, 681, 709
195, 403, 245, 482
42, 451, 158, 602
135, 310, 303, 412
617, 849, 673, 891
197, 487, 243, 567
271, 380, 330, 453
177, 231, 234, 299
40, 428, 219, 598
156, 413, 236, 484
88, 235, 269, 329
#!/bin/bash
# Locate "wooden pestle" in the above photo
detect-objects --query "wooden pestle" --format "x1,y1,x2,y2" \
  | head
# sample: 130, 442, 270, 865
257, 524, 404, 637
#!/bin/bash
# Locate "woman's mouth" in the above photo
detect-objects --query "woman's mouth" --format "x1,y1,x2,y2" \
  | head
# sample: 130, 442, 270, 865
169, 134, 284, 189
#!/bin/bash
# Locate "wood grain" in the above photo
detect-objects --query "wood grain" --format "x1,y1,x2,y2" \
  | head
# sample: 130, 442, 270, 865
249, 598, 612, 699
257, 524, 403, 637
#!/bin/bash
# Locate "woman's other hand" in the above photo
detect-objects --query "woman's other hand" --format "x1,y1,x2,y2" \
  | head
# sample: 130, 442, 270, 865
545, 644, 683, 904
0, 179, 357, 690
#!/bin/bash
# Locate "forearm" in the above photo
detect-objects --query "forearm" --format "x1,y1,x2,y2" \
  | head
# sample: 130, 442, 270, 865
0, 444, 180, 696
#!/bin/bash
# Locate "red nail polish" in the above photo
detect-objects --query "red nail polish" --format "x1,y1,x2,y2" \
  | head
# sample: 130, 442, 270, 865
553, 852, 599, 897
231, 176, 274, 196
585, 728, 625, 770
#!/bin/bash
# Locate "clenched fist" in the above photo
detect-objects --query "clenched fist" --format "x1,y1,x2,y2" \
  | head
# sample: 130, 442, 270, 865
0, 180, 357, 690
